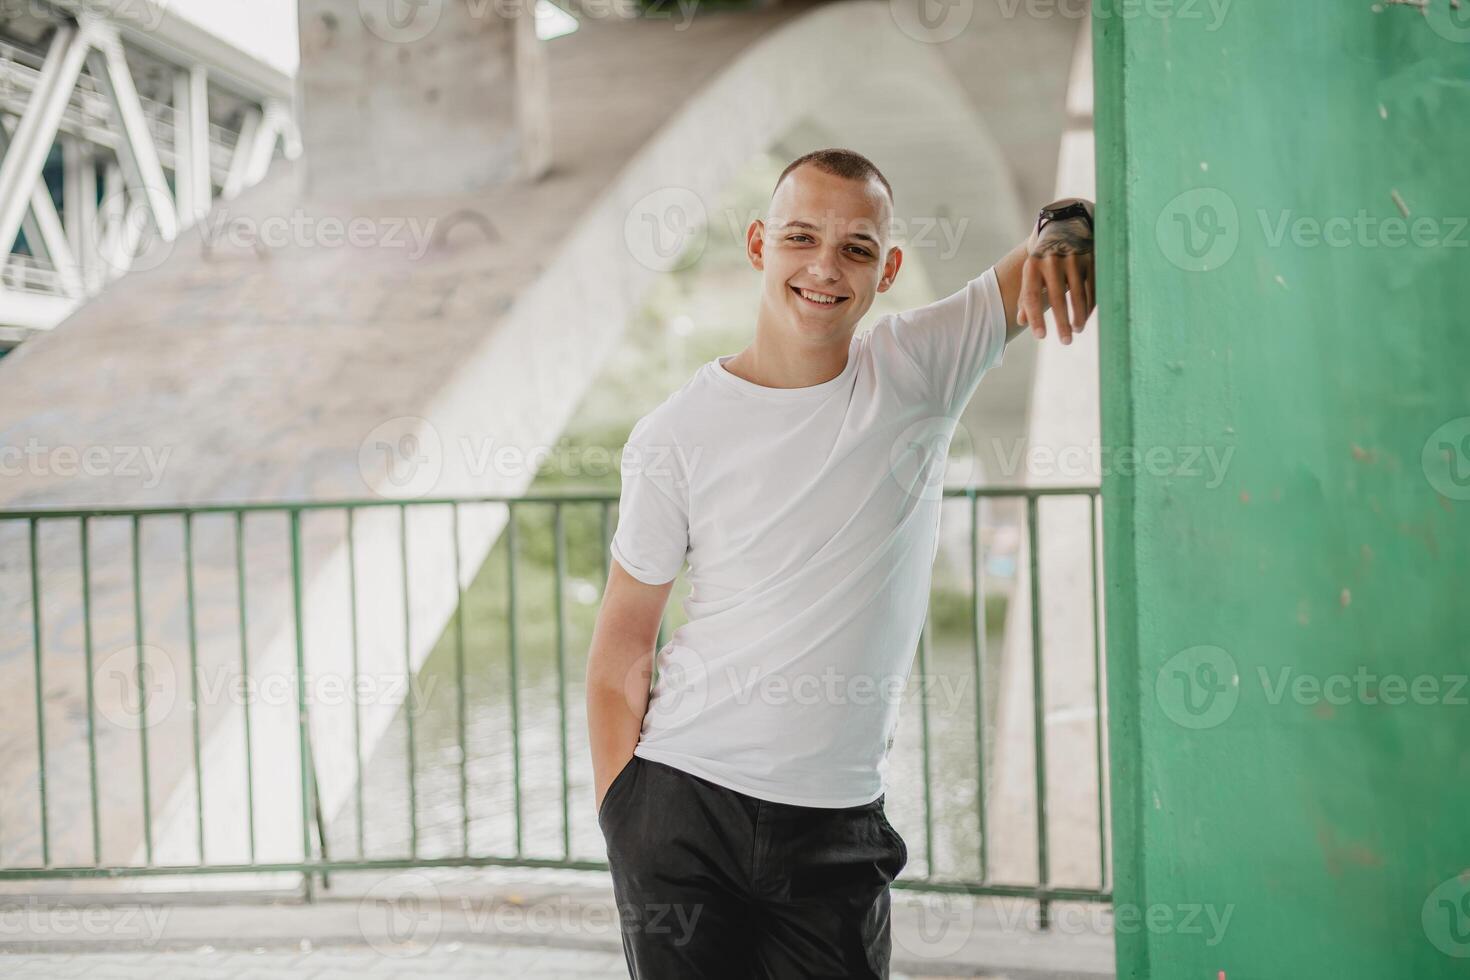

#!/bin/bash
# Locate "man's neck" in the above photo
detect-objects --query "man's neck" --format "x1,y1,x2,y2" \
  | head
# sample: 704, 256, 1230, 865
724, 328, 852, 390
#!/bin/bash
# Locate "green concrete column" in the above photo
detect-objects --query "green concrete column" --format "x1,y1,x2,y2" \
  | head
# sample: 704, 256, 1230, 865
1096, 2, 1470, 976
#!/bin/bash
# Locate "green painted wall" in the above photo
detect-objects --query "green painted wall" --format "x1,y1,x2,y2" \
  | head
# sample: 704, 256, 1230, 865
1094, 2, 1470, 977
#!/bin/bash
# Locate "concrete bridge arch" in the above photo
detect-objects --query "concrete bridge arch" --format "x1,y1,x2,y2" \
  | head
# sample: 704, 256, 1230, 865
0, 0, 1079, 875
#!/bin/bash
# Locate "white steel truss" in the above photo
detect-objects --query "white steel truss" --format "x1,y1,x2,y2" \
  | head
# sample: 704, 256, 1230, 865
0, 5, 300, 345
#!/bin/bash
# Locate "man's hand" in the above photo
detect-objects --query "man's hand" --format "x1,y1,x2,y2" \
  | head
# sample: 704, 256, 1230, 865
1016, 197, 1096, 346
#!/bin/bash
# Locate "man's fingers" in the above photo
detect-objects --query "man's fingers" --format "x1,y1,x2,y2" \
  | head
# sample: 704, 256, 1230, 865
1020, 259, 1045, 339
1065, 254, 1086, 332
1040, 258, 1071, 344
1082, 255, 1098, 325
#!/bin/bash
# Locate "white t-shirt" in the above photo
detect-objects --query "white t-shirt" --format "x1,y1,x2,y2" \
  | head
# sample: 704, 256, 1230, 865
611, 264, 1008, 807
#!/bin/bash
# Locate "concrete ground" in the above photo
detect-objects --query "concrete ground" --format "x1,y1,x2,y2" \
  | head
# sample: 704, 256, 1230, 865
0, 867, 1114, 979
0, 945, 1011, 979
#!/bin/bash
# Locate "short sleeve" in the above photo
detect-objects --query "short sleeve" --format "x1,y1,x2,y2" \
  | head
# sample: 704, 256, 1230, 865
888, 264, 1008, 417
609, 415, 690, 586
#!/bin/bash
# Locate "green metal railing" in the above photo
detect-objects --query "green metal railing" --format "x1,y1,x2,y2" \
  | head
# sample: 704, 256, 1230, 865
0, 487, 1109, 922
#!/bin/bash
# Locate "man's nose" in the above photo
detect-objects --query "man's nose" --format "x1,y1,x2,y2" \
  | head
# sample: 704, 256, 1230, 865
807, 248, 841, 281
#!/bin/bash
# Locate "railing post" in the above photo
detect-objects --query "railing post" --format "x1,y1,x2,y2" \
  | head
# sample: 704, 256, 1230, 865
399, 503, 418, 860
289, 509, 315, 900
451, 502, 470, 858
1090, 491, 1109, 891
79, 516, 102, 866
553, 501, 571, 859
969, 490, 989, 882
131, 514, 152, 866
917, 613, 935, 879
235, 511, 257, 865
345, 507, 366, 859
506, 503, 524, 857
183, 512, 206, 864
28, 518, 50, 867
1026, 494, 1051, 930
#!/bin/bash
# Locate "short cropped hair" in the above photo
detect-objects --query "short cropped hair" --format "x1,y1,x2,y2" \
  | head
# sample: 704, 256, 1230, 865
773, 148, 894, 210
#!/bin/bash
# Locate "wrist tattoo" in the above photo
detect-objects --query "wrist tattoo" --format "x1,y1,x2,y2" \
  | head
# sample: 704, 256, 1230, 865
1030, 222, 1093, 257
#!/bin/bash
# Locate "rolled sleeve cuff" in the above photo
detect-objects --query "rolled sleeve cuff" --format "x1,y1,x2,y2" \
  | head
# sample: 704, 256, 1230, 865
609, 535, 680, 586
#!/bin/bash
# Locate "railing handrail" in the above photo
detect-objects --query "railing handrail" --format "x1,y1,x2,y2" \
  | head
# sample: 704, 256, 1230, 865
0, 484, 1101, 521
0, 482, 1109, 913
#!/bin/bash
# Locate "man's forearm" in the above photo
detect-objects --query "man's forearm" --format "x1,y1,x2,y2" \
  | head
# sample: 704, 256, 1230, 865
995, 241, 1034, 344
586, 638, 653, 810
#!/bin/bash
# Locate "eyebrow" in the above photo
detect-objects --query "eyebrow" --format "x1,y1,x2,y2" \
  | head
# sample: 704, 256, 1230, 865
776, 220, 879, 246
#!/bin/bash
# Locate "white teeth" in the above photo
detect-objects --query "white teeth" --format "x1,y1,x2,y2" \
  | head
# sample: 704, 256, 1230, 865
798, 288, 840, 305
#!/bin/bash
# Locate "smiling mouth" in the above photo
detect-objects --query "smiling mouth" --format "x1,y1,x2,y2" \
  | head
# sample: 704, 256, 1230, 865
791, 285, 849, 307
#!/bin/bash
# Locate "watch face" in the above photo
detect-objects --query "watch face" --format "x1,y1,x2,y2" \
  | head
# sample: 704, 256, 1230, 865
1038, 202, 1092, 230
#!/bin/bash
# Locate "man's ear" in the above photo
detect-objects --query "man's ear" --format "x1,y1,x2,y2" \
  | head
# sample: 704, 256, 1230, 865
747, 219, 765, 270
876, 244, 903, 293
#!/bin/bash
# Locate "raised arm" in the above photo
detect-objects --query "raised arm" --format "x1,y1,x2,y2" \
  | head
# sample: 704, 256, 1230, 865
994, 197, 1097, 346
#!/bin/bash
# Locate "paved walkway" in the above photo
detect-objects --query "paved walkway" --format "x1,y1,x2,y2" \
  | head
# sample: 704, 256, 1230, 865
3, 943, 622, 979
0, 867, 1113, 979
2, 944, 986, 980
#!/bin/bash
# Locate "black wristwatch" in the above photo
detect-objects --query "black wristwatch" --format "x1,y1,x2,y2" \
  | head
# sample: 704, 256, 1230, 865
1035, 201, 1094, 236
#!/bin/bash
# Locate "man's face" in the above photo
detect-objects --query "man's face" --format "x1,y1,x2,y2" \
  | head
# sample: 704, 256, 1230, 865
748, 166, 901, 347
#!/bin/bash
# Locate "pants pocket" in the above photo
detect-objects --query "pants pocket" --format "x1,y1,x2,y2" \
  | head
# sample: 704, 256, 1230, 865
597, 754, 640, 823
875, 806, 908, 873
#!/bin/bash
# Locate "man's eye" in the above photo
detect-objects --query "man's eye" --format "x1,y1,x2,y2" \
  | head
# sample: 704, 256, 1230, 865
789, 235, 812, 243
847, 247, 872, 257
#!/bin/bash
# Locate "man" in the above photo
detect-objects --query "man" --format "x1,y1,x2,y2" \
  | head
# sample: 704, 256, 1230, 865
585, 147, 1095, 979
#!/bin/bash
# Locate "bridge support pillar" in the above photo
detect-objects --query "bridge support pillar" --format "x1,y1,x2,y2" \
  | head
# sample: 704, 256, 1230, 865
297, 0, 551, 198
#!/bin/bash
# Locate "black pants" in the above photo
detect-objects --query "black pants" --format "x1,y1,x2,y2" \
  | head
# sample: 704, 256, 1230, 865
598, 754, 908, 979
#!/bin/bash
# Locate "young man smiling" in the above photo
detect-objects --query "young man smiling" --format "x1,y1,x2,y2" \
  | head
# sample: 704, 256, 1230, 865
586, 148, 1095, 979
